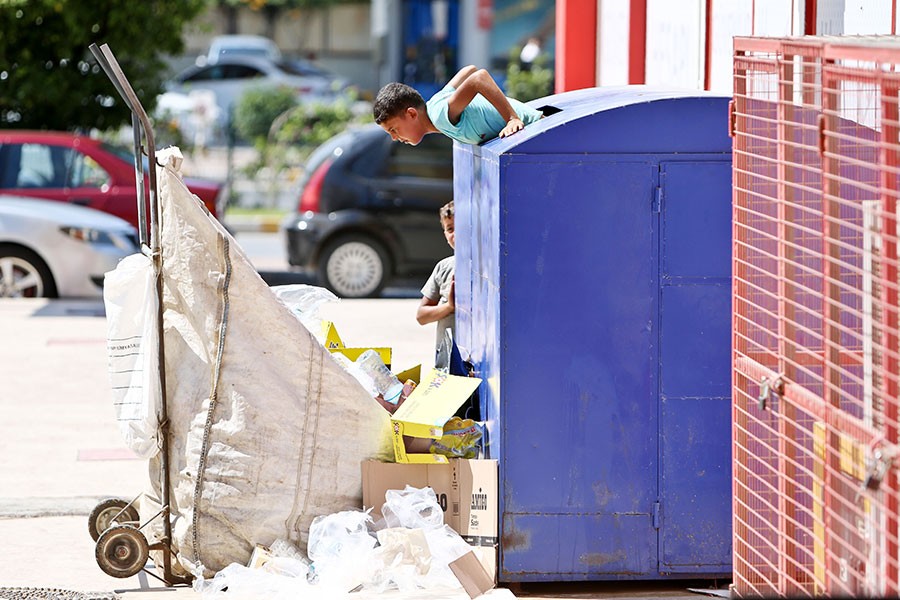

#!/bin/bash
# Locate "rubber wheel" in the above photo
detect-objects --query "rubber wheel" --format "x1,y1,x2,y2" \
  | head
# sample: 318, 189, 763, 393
0, 246, 57, 298
317, 235, 391, 298
88, 498, 140, 542
95, 525, 149, 578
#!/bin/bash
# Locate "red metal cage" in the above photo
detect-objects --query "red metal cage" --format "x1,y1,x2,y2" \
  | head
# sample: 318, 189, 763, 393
732, 35, 900, 597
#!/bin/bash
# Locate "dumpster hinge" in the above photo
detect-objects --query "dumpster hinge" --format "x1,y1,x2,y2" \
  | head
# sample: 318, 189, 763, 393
652, 187, 662, 213
652, 501, 661, 529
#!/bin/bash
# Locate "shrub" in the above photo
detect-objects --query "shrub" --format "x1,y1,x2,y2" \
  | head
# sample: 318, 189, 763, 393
232, 86, 299, 144
505, 48, 554, 102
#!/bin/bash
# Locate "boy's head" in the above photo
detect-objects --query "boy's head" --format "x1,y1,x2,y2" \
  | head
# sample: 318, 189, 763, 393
373, 83, 430, 146
440, 201, 454, 250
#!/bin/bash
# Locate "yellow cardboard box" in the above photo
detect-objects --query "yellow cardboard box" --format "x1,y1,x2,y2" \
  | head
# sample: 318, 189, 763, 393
322, 321, 391, 366
390, 368, 481, 463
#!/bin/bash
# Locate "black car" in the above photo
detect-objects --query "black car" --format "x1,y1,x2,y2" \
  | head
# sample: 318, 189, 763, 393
283, 124, 453, 297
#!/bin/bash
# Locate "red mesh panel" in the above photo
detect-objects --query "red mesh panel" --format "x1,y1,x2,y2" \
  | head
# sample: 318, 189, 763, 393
733, 36, 900, 598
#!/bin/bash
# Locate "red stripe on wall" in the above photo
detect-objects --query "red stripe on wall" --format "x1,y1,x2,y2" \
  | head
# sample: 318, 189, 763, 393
629, 0, 647, 84
704, 0, 713, 90
555, 0, 597, 92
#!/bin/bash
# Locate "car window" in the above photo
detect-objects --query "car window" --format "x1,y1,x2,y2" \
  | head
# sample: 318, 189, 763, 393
223, 64, 266, 79
13, 143, 68, 187
70, 154, 111, 188
281, 59, 331, 78
387, 135, 452, 179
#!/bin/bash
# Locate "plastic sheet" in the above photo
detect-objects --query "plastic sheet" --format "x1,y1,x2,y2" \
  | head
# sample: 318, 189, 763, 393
270, 284, 339, 337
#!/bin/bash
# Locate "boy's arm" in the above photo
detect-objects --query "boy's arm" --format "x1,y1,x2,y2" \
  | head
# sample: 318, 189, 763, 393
416, 279, 455, 325
446, 65, 478, 89
447, 68, 525, 137
416, 294, 455, 325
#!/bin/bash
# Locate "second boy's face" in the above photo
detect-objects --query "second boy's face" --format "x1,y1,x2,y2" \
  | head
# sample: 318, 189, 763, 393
442, 217, 455, 250
379, 107, 428, 145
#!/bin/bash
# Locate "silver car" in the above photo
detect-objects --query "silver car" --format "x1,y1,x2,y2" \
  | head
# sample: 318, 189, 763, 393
0, 195, 138, 298
162, 55, 349, 130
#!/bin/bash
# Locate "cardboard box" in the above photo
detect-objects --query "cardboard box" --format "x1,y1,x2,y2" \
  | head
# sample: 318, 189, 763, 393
322, 321, 392, 366
390, 368, 482, 463
361, 458, 498, 582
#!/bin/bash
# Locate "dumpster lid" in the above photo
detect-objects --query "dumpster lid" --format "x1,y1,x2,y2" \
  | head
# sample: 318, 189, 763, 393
467, 85, 732, 156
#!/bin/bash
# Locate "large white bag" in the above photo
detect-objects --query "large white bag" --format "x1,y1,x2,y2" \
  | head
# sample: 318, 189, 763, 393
149, 148, 393, 576
103, 252, 161, 459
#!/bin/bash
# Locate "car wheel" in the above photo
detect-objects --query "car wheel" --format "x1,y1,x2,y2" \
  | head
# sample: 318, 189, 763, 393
318, 235, 392, 298
0, 246, 58, 298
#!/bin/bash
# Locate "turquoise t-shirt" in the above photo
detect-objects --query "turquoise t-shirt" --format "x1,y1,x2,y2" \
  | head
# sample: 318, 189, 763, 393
426, 84, 542, 145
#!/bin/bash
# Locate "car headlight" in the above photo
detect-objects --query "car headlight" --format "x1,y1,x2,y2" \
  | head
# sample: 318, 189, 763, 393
59, 226, 137, 251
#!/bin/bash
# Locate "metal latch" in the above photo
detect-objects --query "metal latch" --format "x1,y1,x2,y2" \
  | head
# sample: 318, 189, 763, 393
757, 374, 784, 411
863, 447, 894, 492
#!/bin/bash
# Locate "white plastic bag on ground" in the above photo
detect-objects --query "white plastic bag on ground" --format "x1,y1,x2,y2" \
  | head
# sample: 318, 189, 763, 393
103, 252, 160, 459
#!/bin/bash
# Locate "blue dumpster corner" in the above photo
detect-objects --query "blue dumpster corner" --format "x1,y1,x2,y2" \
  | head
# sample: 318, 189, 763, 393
453, 86, 734, 582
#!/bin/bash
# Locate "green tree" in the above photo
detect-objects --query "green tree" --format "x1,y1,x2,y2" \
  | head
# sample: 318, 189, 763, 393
0, 0, 206, 131
505, 46, 554, 103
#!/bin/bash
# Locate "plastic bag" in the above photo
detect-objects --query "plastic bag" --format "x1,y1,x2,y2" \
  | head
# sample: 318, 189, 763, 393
193, 562, 313, 599
381, 486, 445, 531
270, 284, 338, 336
103, 253, 160, 459
307, 509, 377, 590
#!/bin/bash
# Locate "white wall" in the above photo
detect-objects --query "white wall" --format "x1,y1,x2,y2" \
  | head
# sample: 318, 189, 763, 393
753, 0, 801, 36
644, 0, 704, 90
709, 0, 753, 95
844, 0, 895, 33
597, 0, 631, 86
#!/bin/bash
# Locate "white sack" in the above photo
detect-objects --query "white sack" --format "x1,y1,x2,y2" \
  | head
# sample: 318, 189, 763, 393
150, 147, 393, 576
104, 252, 161, 459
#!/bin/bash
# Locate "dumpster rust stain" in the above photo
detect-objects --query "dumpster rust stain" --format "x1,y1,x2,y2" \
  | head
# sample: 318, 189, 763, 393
579, 549, 627, 566
501, 514, 531, 551
591, 481, 613, 508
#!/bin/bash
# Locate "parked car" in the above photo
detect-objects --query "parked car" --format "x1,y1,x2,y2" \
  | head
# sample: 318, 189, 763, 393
163, 55, 349, 131
283, 124, 453, 298
0, 130, 225, 232
0, 195, 138, 298
205, 34, 282, 64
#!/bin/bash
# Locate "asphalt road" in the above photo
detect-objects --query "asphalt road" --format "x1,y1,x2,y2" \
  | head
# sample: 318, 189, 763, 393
232, 231, 424, 298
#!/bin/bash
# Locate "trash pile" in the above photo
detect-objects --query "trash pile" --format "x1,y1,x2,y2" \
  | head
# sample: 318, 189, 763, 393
193, 486, 500, 599
101, 150, 498, 597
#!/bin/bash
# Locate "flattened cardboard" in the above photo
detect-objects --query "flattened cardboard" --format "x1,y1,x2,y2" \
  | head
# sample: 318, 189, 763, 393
391, 368, 481, 463
450, 550, 495, 598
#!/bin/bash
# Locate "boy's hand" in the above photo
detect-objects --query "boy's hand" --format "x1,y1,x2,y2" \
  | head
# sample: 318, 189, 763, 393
448, 278, 456, 309
500, 117, 525, 138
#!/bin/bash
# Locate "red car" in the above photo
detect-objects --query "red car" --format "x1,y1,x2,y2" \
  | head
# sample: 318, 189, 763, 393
0, 130, 225, 231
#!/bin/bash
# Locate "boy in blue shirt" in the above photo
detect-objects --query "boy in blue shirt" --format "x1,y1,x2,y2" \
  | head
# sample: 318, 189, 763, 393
373, 65, 542, 146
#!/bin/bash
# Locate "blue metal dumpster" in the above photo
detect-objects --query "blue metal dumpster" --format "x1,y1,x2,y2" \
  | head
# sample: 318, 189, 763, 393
453, 87, 733, 581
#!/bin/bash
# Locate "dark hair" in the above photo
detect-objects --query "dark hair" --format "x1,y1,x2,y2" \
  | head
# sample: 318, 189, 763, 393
440, 201, 454, 221
373, 83, 426, 124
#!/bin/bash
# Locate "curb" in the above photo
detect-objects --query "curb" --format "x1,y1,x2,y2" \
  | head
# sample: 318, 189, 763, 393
224, 216, 282, 233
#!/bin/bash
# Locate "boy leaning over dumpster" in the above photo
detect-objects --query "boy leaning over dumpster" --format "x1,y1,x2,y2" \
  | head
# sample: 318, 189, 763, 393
416, 201, 456, 358
373, 65, 543, 146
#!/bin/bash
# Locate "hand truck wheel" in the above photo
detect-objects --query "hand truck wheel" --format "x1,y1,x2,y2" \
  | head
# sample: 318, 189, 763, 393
95, 524, 149, 578
88, 497, 140, 541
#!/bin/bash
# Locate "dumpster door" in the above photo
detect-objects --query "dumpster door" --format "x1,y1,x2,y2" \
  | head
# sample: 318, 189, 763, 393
657, 160, 733, 573
500, 157, 659, 577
